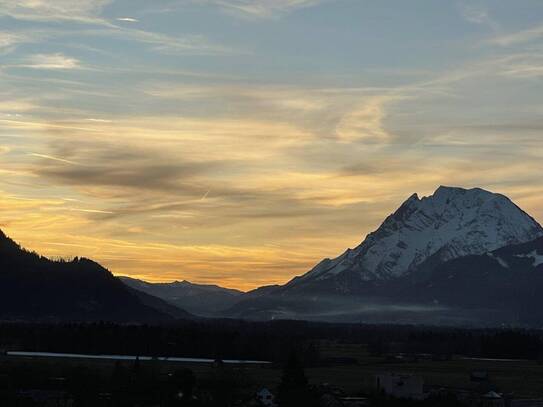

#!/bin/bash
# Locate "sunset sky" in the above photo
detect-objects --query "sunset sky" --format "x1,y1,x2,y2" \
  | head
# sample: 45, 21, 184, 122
1, 0, 543, 290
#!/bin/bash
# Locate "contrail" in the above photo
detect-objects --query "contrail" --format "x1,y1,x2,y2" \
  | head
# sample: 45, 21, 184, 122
29, 153, 79, 165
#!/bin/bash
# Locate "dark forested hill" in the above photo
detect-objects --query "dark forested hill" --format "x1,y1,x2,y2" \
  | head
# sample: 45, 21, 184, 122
0, 229, 191, 322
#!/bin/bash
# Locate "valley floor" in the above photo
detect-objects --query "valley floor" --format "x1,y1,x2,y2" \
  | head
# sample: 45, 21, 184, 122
2, 342, 543, 404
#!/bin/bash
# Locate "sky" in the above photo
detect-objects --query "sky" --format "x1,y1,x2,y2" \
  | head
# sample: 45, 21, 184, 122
1, 0, 543, 290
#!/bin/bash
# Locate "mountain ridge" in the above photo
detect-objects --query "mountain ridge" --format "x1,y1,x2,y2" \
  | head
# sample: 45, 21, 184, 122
3, 185, 543, 326
222, 186, 543, 325
119, 276, 244, 317
0, 230, 191, 322
286, 186, 543, 292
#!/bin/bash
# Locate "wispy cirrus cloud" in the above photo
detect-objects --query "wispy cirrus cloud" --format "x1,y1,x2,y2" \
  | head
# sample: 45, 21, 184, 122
144, 83, 413, 144
0, 3, 238, 57
133, 30, 236, 55
1, 1, 543, 289
0, 100, 38, 113
334, 95, 405, 143
145, 83, 328, 113
459, 3, 498, 31
461, 6, 489, 25
78, 26, 240, 55
488, 24, 543, 46
0, 30, 57, 55
199, 0, 328, 19
0, 0, 113, 25
22, 53, 81, 70
0, 32, 32, 52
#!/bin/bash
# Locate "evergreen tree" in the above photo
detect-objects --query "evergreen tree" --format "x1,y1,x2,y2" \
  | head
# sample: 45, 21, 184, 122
277, 351, 317, 407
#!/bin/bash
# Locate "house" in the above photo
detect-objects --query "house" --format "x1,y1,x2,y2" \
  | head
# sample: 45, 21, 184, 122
425, 384, 473, 403
480, 391, 505, 407
376, 373, 426, 400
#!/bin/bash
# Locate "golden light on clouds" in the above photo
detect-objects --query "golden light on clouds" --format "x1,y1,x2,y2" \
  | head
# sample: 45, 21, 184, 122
335, 96, 400, 143
1, 0, 543, 289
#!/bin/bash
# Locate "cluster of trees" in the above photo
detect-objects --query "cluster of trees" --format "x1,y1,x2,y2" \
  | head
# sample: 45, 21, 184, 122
0, 357, 250, 406
0, 229, 169, 322
2, 321, 543, 362
400, 329, 543, 360
0, 321, 320, 364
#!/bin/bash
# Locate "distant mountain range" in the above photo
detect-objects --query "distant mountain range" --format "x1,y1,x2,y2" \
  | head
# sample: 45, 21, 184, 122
119, 276, 243, 317
3, 185, 543, 326
0, 230, 191, 322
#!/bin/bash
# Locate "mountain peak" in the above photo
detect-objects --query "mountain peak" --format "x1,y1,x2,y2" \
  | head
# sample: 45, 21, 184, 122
404, 192, 420, 204
432, 185, 466, 199
434, 185, 472, 194
427, 186, 498, 204
401, 186, 493, 210
434, 185, 463, 194
294, 186, 543, 287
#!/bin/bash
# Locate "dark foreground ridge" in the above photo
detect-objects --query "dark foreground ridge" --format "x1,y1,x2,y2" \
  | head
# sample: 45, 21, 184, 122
0, 230, 191, 322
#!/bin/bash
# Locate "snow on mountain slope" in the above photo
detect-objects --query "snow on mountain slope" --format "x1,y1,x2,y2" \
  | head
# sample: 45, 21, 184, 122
514, 250, 543, 267
292, 186, 543, 284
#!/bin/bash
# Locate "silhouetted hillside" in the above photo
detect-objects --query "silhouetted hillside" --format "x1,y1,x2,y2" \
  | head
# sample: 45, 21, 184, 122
0, 230, 191, 322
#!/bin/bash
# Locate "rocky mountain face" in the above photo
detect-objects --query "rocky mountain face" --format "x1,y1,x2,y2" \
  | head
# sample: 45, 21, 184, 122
120, 276, 244, 317
284, 186, 543, 294
223, 187, 543, 326
0, 230, 191, 322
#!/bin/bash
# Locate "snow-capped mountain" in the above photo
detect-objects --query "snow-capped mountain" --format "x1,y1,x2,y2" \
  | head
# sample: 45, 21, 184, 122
222, 186, 543, 325
222, 186, 543, 324
288, 186, 543, 289
225, 235, 543, 326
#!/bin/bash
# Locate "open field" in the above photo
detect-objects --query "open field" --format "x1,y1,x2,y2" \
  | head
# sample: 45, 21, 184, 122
307, 356, 543, 396
3, 341, 543, 398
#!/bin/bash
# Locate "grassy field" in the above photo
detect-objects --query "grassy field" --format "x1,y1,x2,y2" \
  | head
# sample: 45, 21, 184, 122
307, 341, 543, 397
